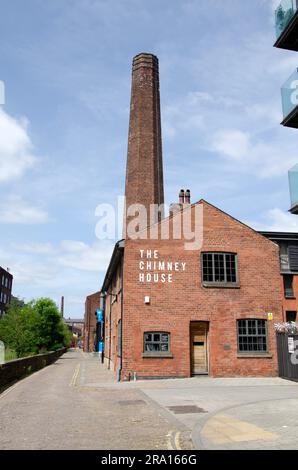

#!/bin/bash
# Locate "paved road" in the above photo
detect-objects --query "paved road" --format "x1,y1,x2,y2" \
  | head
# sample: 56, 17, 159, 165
0, 350, 188, 450
1, 349, 298, 450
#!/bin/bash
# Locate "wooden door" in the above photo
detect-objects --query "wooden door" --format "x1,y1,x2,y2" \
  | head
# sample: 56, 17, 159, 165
190, 322, 208, 375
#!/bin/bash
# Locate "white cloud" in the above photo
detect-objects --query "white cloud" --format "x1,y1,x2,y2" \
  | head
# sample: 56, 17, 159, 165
13, 242, 55, 255
60, 240, 89, 252
57, 240, 114, 271
211, 129, 251, 160
209, 128, 298, 178
0, 108, 37, 182
163, 92, 206, 139
0, 196, 49, 224
0, 238, 115, 318
248, 208, 298, 232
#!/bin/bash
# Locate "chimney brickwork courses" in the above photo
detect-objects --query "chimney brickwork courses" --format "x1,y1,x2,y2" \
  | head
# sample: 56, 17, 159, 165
123, 53, 164, 237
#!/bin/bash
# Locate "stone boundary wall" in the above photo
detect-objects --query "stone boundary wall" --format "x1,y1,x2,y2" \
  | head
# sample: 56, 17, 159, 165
0, 348, 67, 389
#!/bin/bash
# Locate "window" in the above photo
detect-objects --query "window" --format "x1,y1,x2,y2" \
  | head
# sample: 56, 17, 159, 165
202, 253, 238, 285
289, 244, 298, 271
286, 311, 297, 322
280, 242, 290, 271
284, 274, 294, 298
144, 332, 170, 353
237, 319, 268, 353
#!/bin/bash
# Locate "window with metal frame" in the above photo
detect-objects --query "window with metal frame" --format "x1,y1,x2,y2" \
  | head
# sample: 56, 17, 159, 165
202, 252, 238, 285
144, 332, 170, 353
237, 319, 268, 353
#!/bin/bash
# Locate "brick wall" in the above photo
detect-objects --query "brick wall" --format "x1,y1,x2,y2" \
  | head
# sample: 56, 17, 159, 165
104, 264, 122, 372
83, 291, 100, 352
0, 348, 67, 389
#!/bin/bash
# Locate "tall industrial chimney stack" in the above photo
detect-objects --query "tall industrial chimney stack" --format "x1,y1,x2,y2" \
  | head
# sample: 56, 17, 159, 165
60, 296, 64, 317
123, 53, 164, 237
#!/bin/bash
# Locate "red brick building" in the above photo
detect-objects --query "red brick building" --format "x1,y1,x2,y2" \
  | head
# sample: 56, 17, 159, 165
0, 267, 13, 317
84, 291, 100, 352
101, 53, 283, 380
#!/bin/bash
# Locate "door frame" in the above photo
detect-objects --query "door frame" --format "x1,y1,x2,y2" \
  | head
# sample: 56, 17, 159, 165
190, 321, 210, 376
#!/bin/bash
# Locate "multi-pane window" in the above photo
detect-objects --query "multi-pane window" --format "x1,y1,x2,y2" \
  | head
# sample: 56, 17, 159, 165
144, 332, 170, 353
202, 253, 237, 285
237, 319, 268, 353
280, 242, 290, 271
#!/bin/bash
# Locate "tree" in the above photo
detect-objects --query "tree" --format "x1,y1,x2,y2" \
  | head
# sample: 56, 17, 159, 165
0, 299, 37, 358
32, 298, 71, 352
0, 297, 71, 359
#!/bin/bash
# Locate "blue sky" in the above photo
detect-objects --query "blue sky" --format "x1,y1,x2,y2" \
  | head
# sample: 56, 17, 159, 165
0, 0, 298, 317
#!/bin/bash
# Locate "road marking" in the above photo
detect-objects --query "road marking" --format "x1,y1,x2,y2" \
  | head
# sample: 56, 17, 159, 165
166, 430, 182, 450
69, 363, 80, 387
167, 431, 174, 450
174, 431, 182, 450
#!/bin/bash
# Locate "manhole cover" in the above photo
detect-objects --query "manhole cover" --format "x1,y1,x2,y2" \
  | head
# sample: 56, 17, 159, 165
118, 400, 146, 406
168, 405, 207, 414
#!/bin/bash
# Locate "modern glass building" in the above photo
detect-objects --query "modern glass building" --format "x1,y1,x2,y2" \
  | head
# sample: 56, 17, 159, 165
274, 3, 298, 211
274, 0, 298, 51
281, 68, 298, 128
289, 164, 298, 214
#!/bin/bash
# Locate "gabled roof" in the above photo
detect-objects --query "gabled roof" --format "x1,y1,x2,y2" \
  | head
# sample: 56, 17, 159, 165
100, 199, 284, 292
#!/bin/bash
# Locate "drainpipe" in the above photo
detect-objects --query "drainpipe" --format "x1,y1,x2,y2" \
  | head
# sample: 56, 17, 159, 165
109, 299, 112, 370
100, 292, 106, 364
117, 254, 124, 382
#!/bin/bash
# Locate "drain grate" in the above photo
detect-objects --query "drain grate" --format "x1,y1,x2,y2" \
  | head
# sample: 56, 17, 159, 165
118, 399, 146, 406
168, 405, 207, 414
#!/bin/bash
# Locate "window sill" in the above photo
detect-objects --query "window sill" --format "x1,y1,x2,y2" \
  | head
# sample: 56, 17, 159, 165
202, 282, 240, 289
142, 352, 173, 359
285, 296, 296, 300
237, 353, 272, 359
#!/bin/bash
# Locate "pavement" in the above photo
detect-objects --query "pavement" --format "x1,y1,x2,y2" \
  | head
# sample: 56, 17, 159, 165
0, 349, 298, 450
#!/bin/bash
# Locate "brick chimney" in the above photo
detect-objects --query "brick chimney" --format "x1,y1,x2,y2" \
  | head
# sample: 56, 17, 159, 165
169, 189, 191, 216
185, 189, 191, 204
123, 53, 164, 237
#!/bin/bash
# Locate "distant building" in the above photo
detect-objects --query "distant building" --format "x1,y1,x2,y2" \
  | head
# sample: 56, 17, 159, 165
0, 267, 13, 317
261, 232, 298, 323
64, 318, 84, 337
84, 291, 100, 352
